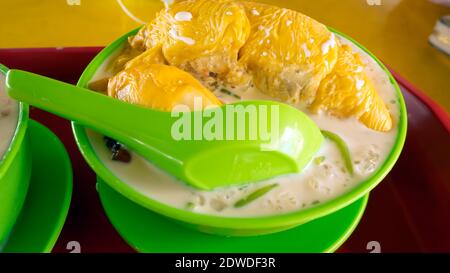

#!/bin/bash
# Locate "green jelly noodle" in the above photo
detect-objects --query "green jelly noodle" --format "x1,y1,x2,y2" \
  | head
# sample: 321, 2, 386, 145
234, 184, 279, 208
219, 88, 241, 99
321, 130, 354, 175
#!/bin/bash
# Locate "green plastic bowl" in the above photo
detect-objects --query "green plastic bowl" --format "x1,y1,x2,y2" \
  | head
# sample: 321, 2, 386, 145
72, 28, 407, 237
0, 99, 31, 248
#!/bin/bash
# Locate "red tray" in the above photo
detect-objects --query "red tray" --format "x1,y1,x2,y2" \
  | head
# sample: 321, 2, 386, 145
1, 48, 449, 253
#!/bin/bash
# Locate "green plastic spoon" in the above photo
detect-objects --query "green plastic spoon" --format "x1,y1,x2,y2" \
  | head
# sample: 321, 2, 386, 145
3, 67, 323, 190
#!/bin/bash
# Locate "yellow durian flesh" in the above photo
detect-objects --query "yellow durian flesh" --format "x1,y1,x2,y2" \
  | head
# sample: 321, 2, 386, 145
124, 45, 166, 70
129, 0, 251, 85
108, 63, 222, 111
239, 1, 339, 104
311, 45, 392, 132
112, 0, 392, 132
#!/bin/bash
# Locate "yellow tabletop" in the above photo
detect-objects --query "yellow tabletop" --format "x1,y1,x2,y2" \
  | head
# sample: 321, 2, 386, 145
1, 0, 449, 110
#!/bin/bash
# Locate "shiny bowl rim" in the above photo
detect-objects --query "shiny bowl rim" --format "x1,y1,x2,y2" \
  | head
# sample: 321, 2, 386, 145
0, 64, 29, 177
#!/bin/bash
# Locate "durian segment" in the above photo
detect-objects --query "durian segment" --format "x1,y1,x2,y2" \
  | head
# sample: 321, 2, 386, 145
310, 45, 392, 131
108, 63, 222, 111
129, 0, 251, 85
239, 1, 339, 103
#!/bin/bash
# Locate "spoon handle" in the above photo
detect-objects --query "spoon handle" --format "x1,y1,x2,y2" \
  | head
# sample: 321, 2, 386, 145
6, 69, 184, 171
6, 69, 157, 133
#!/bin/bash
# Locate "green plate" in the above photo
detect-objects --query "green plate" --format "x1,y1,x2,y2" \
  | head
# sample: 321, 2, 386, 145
2, 120, 72, 253
98, 179, 368, 253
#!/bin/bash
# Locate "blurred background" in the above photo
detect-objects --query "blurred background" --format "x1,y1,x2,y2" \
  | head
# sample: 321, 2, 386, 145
0, 0, 449, 111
